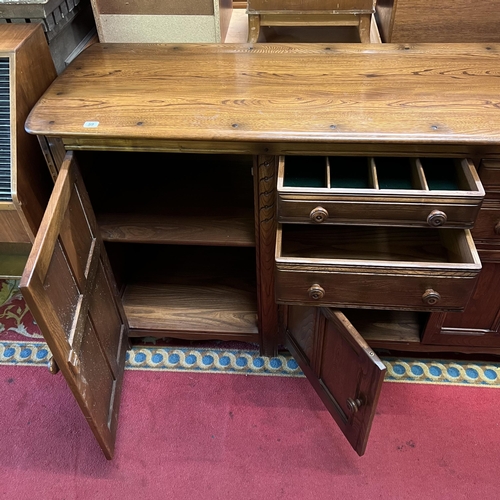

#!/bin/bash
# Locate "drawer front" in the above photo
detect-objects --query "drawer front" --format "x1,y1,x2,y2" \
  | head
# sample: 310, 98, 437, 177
275, 224, 481, 311
471, 197, 500, 243
278, 198, 481, 228
275, 269, 478, 311
278, 156, 484, 228
479, 160, 500, 192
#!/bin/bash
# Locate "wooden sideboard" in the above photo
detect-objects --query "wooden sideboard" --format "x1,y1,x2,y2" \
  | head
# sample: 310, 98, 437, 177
23, 43, 500, 458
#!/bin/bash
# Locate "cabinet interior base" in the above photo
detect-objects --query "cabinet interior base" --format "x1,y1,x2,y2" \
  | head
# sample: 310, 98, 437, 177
110, 244, 259, 339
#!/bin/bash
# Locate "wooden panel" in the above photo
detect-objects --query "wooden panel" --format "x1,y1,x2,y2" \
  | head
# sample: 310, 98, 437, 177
423, 259, 500, 348
254, 155, 280, 355
6, 24, 57, 240
92, 0, 215, 15
479, 160, 500, 192
25, 43, 500, 156
19, 153, 129, 460
471, 197, 500, 244
0, 209, 31, 243
376, 0, 500, 43
285, 306, 385, 456
248, 0, 374, 12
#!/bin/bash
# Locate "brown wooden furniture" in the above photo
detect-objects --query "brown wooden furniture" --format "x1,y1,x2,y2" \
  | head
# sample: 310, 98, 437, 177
0, 24, 57, 278
23, 43, 500, 458
376, 0, 500, 43
91, 0, 233, 43
246, 0, 375, 42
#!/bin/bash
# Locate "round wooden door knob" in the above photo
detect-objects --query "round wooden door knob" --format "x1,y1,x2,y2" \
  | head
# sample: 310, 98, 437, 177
422, 288, 441, 305
310, 206, 329, 223
346, 397, 363, 413
427, 210, 447, 227
308, 284, 325, 300
494, 221, 500, 235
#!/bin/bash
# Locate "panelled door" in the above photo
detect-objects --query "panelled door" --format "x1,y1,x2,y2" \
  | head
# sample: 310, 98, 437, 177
284, 305, 386, 456
20, 152, 129, 459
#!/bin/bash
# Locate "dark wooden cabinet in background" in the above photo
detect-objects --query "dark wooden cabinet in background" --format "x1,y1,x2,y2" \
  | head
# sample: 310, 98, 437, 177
21, 43, 500, 458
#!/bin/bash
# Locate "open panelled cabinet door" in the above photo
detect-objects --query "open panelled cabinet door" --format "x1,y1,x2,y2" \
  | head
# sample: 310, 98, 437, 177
284, 305, 386, 456
20, 152, 129, 460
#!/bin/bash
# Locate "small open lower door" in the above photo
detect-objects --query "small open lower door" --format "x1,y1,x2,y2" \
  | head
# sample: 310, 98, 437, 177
20, 152, 129, 459
285, 306, 386, 456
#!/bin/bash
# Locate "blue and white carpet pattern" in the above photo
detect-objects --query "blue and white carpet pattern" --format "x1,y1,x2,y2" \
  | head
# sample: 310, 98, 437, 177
1, 340, 499, 387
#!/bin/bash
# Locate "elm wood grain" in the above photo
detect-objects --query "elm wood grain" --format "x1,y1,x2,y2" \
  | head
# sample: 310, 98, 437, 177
97, 212, 255, 246
116, 244, 258, 338
285, 305, 385, 455
275, 225, 481, 311
0, 24, 56, 244
19, 153, 129, 460
376, 0, 500, 43
254, 155, 280, 355
278, 156, 484, 228
25, 43, 500, 156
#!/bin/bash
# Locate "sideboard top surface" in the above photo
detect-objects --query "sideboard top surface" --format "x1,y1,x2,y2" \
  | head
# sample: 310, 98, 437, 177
26, 43, 500, 154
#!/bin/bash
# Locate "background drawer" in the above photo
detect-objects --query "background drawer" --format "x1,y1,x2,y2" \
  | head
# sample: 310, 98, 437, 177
479, 160, 500, 192
471, 197, 500, 244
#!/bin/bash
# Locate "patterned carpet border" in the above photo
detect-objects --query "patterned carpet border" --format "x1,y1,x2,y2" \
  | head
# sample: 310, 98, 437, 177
1, 340, 500, 387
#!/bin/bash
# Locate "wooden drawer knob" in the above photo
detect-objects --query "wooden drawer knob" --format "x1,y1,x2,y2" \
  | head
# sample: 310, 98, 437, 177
422, 288, 441, 306
427, 210, 447, 227
495, 221, 500, 235
308, 284, 325, 300
310, 206, 329, 223
346, 397, 363, 413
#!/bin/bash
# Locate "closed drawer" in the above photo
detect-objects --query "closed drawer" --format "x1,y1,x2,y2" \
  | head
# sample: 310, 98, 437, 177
275, 224, 481, 311
478, 160, 500, 192
277, 156, 484, 228
471, 195, 500, 243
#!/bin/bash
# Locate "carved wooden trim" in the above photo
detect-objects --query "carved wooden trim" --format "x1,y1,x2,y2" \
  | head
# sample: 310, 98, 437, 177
254, 155, 280, 355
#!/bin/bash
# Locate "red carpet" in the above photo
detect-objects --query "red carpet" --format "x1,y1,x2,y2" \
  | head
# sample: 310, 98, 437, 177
1, 364, 499, 499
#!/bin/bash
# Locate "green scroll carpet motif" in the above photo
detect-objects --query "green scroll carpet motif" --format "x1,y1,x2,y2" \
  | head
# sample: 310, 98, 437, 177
1, 340, 499, 387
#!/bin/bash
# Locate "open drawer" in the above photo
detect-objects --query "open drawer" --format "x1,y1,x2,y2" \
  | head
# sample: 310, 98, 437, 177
275, 224, 481, 311
283, 305, 386, 456
277, 155, 484, 228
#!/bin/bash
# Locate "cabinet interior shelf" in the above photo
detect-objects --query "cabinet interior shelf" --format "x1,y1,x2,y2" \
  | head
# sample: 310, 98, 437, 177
79, 151, 256, 247
108, 244, 259, 340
